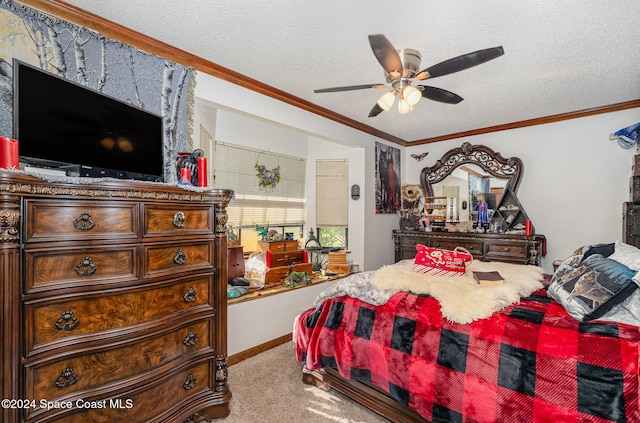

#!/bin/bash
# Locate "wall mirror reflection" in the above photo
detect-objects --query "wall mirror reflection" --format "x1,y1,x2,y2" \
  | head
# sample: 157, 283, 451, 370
401, 142, 524, 232
429, 165, 508, 223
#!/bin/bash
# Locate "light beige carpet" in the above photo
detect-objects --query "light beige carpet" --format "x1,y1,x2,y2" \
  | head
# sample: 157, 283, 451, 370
222, 342, 390, 422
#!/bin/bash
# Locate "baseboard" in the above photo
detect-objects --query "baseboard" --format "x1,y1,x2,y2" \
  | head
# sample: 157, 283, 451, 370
228, 333, 292, 366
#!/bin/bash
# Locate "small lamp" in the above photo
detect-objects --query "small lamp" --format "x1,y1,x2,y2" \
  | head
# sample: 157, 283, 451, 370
304, 228, 323, 272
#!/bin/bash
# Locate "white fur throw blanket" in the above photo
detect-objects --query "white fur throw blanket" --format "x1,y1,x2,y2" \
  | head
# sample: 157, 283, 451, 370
371, 260, 545, 324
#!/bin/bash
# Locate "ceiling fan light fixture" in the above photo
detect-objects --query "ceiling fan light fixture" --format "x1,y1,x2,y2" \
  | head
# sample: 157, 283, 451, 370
377, 91, 396, 111
403, 86, 422, 106
398, 98, 413, 114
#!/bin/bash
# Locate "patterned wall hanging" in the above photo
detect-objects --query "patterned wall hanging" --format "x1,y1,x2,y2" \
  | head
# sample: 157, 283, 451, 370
0, 0, 195, 184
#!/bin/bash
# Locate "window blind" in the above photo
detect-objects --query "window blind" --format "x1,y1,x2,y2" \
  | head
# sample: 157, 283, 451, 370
213, 141, 306, 227
316, 159, 348, 227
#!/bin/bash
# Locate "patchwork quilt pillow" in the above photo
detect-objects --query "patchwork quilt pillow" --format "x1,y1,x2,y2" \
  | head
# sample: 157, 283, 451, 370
548, 252, 640, 321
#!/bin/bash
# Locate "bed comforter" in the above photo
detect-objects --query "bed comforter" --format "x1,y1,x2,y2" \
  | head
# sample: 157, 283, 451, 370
294, 283, 640, 423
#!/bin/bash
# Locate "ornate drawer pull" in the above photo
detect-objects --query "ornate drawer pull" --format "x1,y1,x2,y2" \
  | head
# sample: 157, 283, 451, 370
183, 331, 198, 347
174, 249, 187, 265
55, 368, 79, 388
173, 211, 186, 228
73, 212, 95, 230
183, 287, 197, 303
75, 257, 97, 276
183, 374, 197, 390
55, 310, 79, 330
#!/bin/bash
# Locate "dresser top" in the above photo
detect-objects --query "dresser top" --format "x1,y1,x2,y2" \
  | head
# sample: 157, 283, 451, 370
0, 170, 233, 204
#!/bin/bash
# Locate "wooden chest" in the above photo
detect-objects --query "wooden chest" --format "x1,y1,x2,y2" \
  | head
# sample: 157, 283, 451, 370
264, 262, 314, 284
258, 240, 300, 252
259, 240, 312, 285
0, 172, 233, 423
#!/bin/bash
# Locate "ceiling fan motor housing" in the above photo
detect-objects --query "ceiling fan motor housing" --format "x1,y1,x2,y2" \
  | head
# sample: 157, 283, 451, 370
385, 48, 421, 86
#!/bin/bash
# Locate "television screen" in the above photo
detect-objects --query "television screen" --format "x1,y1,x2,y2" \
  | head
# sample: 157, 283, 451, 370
13, 59, 164, 182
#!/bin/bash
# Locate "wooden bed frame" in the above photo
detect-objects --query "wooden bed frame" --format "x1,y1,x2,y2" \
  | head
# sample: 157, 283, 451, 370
302, 368, 428, 423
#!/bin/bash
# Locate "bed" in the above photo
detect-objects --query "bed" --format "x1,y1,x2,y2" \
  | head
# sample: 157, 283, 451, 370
294, 243, 640, 423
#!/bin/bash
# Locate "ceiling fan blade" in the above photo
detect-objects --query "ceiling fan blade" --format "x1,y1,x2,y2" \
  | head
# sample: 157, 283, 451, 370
420, 86, 464, 104
314, 83, 385, 93
368, 34, 403, 78
368, 103, 384, 118
420, 46, 504, 79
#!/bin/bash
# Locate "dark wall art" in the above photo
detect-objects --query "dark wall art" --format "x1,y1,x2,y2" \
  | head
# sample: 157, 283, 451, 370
375, 141, 401, 214
0, 0, 195, 183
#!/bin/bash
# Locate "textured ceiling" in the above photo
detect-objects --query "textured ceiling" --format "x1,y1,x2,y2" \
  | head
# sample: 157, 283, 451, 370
62, 0, 640, 144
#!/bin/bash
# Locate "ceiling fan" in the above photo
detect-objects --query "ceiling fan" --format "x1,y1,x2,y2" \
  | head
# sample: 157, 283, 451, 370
314, 34, 504, 117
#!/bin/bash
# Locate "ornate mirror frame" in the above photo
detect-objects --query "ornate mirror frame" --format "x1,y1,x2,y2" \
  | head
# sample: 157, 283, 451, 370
420, 142, 524, 197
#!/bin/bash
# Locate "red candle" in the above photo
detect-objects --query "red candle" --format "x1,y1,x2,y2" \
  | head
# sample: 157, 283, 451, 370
197, 157, 207, 187
0, 137, 19, 169
525, 219, 533, 236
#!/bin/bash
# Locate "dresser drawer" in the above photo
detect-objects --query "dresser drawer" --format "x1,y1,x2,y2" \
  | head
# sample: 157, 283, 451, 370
268, 250, 306, 267
400, 235, 425, 250
24, 200, 139, 243
24, 245, 138, 293
143, 204, 214, 237
26, 276, 212, 354
26, 361, 213, 423
430, 239, 482, 256
143, 241, 214, 279
258, 240, 299, 252
26, 320, 212, 403
485, 242, 528, 258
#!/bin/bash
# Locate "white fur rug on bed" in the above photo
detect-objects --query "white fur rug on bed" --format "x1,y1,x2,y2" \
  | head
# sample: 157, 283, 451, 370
371, 260, 545, 324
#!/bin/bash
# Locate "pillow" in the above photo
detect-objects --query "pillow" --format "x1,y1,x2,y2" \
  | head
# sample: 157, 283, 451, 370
548, 253, 640, 321
609, 241, 640, 271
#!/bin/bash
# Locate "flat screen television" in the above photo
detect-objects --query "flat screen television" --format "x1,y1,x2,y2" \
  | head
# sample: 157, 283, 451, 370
13, 59, 165, 182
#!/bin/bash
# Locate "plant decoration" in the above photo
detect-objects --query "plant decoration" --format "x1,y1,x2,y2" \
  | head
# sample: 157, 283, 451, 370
253, 223, 282, 241
255, 163, 281, 191
282, 271, 310, 288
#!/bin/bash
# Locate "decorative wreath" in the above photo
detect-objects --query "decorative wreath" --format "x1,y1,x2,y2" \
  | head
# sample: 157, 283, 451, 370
255, 163, 281, 191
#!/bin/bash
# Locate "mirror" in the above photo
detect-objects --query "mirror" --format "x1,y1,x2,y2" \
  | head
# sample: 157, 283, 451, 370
407, 142, 523, 228
429, 165, 509, 222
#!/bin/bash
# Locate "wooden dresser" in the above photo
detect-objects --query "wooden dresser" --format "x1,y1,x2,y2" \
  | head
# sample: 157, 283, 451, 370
393, 229, 545, 266
0, 172, 233, 423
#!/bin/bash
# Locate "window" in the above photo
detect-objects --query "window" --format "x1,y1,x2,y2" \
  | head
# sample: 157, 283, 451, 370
316, 159, 348, 248
214, 142, 306, 250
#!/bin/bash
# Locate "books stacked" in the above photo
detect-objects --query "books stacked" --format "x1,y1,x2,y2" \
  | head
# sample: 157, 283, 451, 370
472, 271, 504, 286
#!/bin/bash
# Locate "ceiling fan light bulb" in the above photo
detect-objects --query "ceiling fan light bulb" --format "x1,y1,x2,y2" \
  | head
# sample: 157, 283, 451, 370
403, 86, 422, 106
398, 99, 413, 114
377, 91, 395, 111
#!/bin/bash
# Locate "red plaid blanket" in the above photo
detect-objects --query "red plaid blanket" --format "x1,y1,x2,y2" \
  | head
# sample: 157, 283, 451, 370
295, 284, 640, 423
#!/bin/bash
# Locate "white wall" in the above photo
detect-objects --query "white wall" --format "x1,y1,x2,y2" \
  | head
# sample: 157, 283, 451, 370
405, 108, 640, 273
228, 282, 330, 355
194, 72, 398, 271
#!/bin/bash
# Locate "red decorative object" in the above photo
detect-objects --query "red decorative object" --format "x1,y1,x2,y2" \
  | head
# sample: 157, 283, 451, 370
412, 244, 472, 276
197, 157, 207, 187
179, 167, 192, 185
0, 137, 19, 169
525, 219, 533, 236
